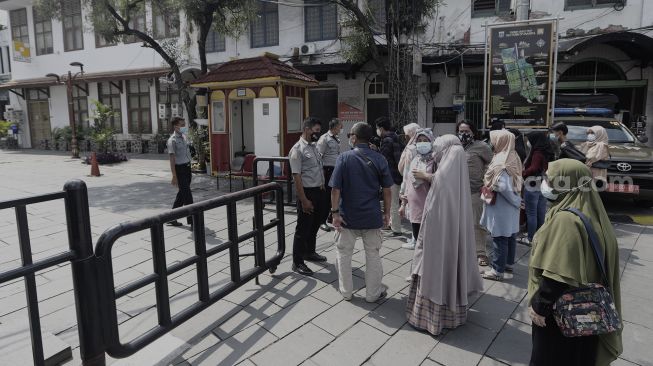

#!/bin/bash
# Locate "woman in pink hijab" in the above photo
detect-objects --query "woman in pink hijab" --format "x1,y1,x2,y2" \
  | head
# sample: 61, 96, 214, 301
406, 135, 483, 336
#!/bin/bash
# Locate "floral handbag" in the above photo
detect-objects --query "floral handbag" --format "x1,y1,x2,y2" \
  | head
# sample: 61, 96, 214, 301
553, 208, 622, 337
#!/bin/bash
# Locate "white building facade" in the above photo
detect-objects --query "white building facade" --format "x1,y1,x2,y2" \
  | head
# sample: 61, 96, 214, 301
0, 0, 651, 150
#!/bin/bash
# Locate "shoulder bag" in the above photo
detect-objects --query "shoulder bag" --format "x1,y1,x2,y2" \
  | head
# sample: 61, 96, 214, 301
552, 208, 622, 337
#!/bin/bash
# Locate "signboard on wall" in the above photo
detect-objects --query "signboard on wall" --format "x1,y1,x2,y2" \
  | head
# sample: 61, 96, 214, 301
432, 107, 458, 124
13, 40, 31, 63
485, 21, 555, 128
338, 102, 364, 123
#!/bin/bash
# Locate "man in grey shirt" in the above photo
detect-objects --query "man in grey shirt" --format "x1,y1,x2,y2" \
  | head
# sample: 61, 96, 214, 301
456, 121, 493, 265
289, 117, 327, 276
167, 117, 193, 227
316, 118, 343, 232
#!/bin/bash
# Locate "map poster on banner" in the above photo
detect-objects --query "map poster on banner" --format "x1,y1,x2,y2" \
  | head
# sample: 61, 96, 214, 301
486, 21, 555, 128
13, 40, 31, 63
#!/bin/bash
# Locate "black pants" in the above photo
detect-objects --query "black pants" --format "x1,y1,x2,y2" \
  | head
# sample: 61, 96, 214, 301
530, 319, 599, 366
322, 166, 335, 224
293, 187, 327, 264
172, 163, 194, 224
411, 223, 421, 240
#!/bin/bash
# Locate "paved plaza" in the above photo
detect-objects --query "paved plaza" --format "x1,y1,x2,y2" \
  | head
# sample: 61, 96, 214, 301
0, 150, 652, 366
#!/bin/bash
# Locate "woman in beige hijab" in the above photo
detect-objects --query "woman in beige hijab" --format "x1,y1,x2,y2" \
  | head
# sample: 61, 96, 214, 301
406, 135, 483, 336
579, 125, 610, 181
480, 130, 523, 281
398, 123, 421, 174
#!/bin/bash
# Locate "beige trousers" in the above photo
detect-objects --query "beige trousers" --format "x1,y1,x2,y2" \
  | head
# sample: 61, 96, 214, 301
336, 228, 384, 301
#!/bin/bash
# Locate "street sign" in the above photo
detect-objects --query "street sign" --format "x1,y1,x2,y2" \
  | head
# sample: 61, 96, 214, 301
432, 107, 457, 124
485, 20, 556, 128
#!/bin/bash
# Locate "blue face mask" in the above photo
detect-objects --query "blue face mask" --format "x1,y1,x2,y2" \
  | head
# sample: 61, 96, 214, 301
416, 142, 432, 155
179, 127, 189, 134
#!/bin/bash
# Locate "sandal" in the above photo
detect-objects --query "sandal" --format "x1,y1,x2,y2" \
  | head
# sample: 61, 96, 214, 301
478, 255, 489, 267
481, 269, 504, 281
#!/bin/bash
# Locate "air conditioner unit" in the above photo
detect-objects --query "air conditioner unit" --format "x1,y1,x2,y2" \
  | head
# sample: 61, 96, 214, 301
300, 43, 316, 55
158, 103, 168, 119
170, 103, 182, 117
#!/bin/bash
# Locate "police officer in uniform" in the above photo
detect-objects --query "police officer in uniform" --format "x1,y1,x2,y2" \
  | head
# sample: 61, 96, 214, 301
316, 118, 343, 232
289, 117, 328, 276
167, 117, 194, 227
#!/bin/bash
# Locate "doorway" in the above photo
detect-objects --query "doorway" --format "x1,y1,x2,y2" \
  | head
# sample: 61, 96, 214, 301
28, 101, 52, 148
230, 99, 254, 159
309, 88, 338, 133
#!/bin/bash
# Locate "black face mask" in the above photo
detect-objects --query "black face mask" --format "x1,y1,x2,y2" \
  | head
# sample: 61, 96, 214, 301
458, 132, 474, 147
310, 132, 320, 142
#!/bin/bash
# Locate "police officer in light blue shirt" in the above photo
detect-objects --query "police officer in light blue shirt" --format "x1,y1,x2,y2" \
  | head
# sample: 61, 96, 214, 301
166, 117, 193, 227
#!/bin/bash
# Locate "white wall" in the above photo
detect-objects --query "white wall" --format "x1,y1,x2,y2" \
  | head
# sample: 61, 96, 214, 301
428, 0, 653, 45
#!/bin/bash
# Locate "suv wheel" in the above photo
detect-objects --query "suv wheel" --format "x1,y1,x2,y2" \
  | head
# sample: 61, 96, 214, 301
634, 199, 653, 208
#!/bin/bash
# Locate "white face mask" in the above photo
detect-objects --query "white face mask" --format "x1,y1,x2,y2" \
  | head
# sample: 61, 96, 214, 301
415, 142, 432, 155
179, 126, 189, 134
587, 133, 597, 142
540, 180, 558, 201
376, 128, 383, 137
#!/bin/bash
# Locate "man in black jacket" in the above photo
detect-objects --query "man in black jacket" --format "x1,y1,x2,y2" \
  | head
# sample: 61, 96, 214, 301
551, 122, 586, 162
375, 117, 404, 237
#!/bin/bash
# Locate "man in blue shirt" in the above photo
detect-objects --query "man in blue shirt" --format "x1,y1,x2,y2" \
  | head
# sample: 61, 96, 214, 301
330, 122, 394, 302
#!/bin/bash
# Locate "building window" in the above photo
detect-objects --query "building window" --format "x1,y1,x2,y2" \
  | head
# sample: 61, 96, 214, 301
565, 0, 624, 9
125, 5, 146, 44
206, 28, 226, 53
212, 101, 226, 133
33, 8, 54, 55
472, 0, 511, 17
10, 9, 29, 45
305, 0, 337, 41
156, 81, 181, 133
72, 85, 89, 129
95, 29, 116, 48
368, 75, 387, 96
465, 74, 484, 132
26, 88, 50, 101
368, 0, 386, 34
127, 79, 152, 134
98, 81, 123, 133
63, 0, 84, 51
152, 8, 180, 39
286, 98, 303, 132
250, 1, 279, 48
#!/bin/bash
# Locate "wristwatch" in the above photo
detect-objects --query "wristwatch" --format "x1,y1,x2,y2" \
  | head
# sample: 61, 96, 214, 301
330, 208, 340, 214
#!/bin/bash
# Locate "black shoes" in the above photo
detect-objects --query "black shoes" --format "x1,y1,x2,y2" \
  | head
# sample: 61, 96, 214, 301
304, 253, 327, 262
166, 221, 183, 227
292, 263, 314, 276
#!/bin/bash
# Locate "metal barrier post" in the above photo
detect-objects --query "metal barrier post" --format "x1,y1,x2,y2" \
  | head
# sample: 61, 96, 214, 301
64, 180, 106, 366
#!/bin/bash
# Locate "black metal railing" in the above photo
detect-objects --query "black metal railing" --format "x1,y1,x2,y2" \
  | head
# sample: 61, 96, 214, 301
94, 182, 285, 359
252, 156, 295, 207
0, 180, 103, 366
0, 180, 286, 365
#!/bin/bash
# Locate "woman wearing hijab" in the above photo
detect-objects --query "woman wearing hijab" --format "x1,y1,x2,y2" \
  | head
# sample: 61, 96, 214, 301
399, 129, 435, 249
529, 159, 622, 366
406, 135, 483, 336
398, 122, 421, 175
480, 130, 523, 281
579, 125, 610, 181
522, 131, 555, 245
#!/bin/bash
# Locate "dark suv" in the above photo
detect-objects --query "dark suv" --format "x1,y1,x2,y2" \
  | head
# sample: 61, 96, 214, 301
554, 115, 653, 207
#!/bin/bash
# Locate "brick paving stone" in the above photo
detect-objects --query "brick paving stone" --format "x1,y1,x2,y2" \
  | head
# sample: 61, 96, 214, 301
468, 293, 519, 333
250, 323, 334, 366
368, 323, 439, 366
212, 297, 282, 340
260, 296, 330, 338
310, 322, 389, 366
485, 319, 532, 366
311, 297, 377, 336
186, 326, 278, 366
428, 322, 496, 366
362, 293, 408, 336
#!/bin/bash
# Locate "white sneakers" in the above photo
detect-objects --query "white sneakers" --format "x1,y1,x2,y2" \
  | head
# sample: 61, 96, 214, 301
402, 236, 416, 249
